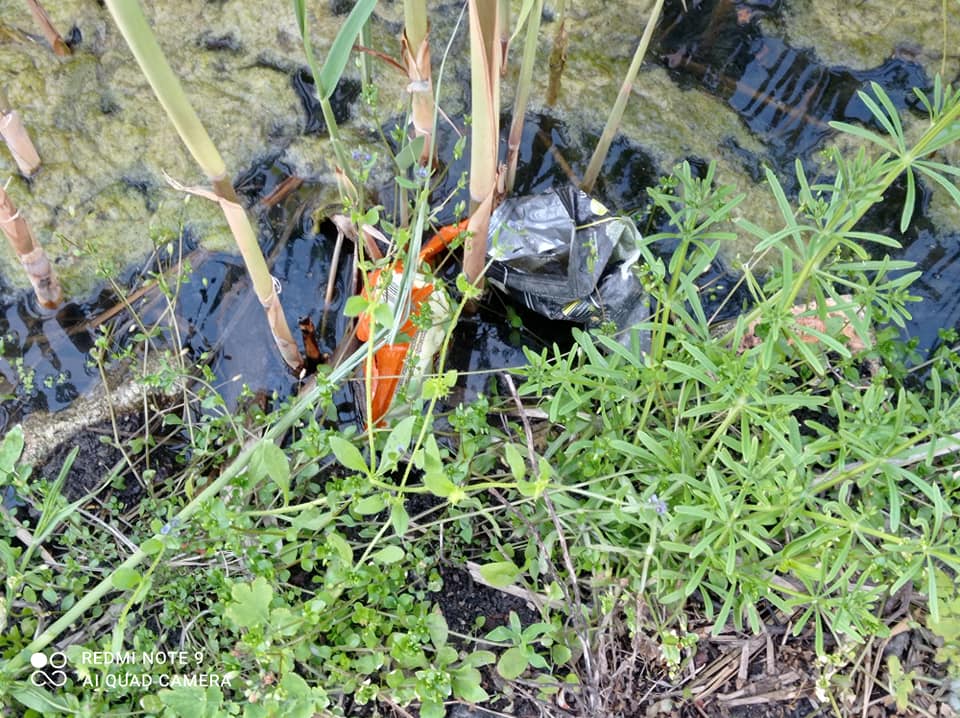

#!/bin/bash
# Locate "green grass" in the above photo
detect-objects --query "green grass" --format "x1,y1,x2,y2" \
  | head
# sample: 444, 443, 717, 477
2, 11, 960, 718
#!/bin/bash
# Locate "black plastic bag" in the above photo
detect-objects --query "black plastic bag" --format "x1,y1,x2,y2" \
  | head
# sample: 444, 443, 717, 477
486, 186, 649, 333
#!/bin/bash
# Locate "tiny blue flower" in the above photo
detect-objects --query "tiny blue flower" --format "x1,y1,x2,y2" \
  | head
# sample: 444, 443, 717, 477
414, 165, 430, 179
648, 494, 668, 516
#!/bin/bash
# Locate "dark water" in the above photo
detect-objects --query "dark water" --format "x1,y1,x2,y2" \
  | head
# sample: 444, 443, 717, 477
659, 0, 928, 169
656, 0, 959, 357
2, 0, 958, 432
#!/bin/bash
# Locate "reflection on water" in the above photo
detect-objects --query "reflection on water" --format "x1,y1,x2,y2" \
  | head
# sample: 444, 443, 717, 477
659, 0, 928, 165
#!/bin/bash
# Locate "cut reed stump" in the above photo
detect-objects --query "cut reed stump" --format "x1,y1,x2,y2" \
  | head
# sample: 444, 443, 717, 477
0, 182, 62, 308
0, 89, 41, 176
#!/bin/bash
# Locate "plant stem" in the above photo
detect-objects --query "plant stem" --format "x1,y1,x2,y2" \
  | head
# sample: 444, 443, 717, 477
295, 1, 357, 195
545, 0, 567, 106
402, 0, 436, 166
581, 0, 664, 193
464, 0, 502, 286
0, 88, 41, 177
25, 0, 70, 56
0, 182, 61, 308
505, 0, 543, 194
104, 0, 302, 370
104, 2, 224, 178
695, 395, 745, 466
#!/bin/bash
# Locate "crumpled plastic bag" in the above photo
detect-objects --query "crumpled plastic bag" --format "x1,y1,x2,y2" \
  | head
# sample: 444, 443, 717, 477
485, 186, 649, 334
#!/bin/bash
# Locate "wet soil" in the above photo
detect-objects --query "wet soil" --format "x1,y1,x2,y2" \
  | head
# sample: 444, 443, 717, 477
35, 413, 178, 508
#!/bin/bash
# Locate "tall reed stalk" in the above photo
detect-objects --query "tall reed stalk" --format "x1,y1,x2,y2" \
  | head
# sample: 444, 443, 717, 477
103, 0, 302, 370
545, 0, 567, 106
505, 0, 543, 194
0, 88, 41, 177
498, 0, 511, 69
581, 0, 665, 193
464, 0, 503, 286
0, 180, 61, 308
402, 0, 436, 166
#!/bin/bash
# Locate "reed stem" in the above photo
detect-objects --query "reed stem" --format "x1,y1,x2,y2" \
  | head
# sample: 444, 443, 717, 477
0, 87, 41, 177
25, 0, 70, 56
402, 0, 436, 166
505, 0, 543, 194
581, 0, 664, 193
464, 0, 502, 287
0, 181, 61, 308
104, 0, 302, 370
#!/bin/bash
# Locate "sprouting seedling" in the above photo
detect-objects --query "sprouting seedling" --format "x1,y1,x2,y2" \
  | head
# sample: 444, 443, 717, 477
102, 0, 302, 371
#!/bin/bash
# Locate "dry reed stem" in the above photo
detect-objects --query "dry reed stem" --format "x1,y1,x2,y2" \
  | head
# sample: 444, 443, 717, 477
401, 29, 435, 166
464, 0, 502, 287
165, 175, 302, 370
0, 182, 62, 308
25, 0, 71, 56
0, 110, 41, 176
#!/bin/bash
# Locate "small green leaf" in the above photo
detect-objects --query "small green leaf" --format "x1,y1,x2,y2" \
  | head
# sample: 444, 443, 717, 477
479, 561, 521, 588
378, 415, 415, 474
354, 494, 386, 515
112, 568, 142, 590
419, 700, 445, 718
326, 532, 354, 564
225, 576, 273, 629
158, 685, 223, 718
900, 169, 916, 232
141, 538, 165, 555
249, 442, 290, 500
496, 646, 528, 679
279, 671, 311, 698
372, 545, 405, 564
452, 666, 489, 703
551, 643, 572, 664
11, 685, 77, 715
390, 502, 409, 536
504, 443, 526, 481
461, 650, 496, 668
395, 136, 426, 171
329, 436, 368, 473
0, 424, 24, 473
343, 294, 369, 317
421, 434, 455, 497
426, 611, 449, 648
395, 175, 420, 190
424, 469, 455, 498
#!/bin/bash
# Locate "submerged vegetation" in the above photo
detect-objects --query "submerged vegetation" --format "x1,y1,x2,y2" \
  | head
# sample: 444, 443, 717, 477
1, 2, 960, 717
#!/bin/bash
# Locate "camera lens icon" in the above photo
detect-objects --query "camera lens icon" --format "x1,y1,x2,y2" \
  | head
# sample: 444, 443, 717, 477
29, 651, 68, 688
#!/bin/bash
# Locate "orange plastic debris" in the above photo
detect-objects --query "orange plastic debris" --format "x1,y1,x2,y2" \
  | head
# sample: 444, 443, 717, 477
355, 219, 468, 425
